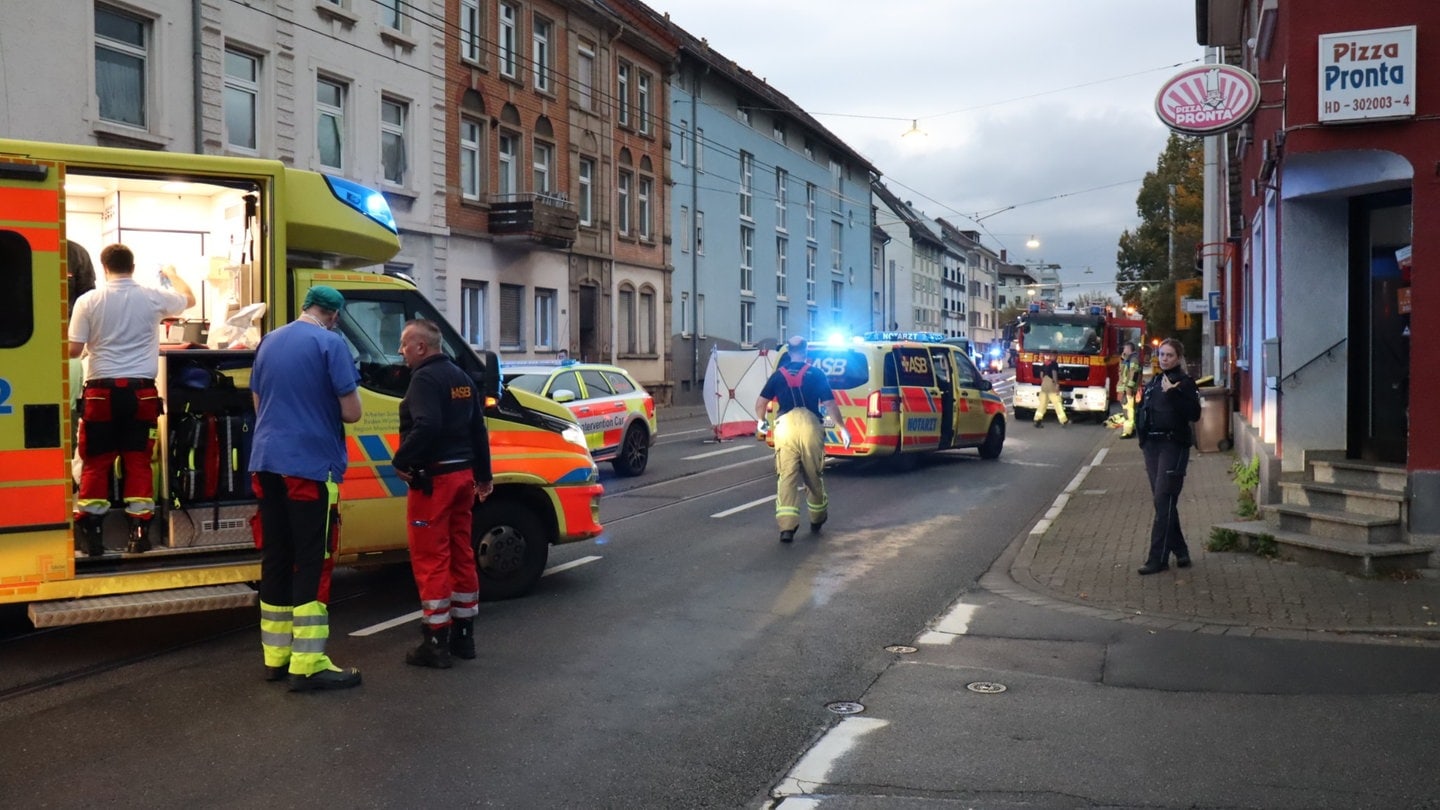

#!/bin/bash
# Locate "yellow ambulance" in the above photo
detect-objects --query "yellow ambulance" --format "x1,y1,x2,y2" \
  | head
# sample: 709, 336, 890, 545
764, 332, 1007, 462
0, 139, 602, 627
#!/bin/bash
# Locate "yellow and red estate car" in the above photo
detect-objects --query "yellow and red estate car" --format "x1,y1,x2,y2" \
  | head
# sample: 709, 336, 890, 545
503, 360, 658, 476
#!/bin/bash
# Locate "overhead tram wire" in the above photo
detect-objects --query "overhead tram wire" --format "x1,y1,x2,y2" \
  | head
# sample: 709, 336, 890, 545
231, 1, 1172, 233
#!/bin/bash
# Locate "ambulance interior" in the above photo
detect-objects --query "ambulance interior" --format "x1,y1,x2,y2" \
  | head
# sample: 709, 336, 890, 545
66, 171, 267, 555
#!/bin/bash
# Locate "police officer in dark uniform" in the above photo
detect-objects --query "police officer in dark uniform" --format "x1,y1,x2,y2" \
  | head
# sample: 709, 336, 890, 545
393, 318, 494, 667
1135, 337, 1201, 575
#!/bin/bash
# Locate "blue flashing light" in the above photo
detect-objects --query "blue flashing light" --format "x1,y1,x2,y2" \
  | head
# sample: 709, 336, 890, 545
988, 346, 1002, 357
324, 175, 399, 234
825, 330, 849, 345
1089, 305, 1105, 316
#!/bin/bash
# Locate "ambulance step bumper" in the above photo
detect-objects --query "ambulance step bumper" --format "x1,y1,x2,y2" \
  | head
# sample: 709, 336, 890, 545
27, 583, 257, 628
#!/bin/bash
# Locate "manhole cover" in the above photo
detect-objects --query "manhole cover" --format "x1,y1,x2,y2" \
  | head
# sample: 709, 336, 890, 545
966, 681, 1007, 694
885, 644, 918, 654
825, 701, 865, 715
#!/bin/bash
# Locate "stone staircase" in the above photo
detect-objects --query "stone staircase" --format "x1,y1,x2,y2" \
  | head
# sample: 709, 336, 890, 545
1215, 458, 1433, 576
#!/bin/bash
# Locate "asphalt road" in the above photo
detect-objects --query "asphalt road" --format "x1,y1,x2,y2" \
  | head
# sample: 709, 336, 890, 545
0, 386, 1111, 809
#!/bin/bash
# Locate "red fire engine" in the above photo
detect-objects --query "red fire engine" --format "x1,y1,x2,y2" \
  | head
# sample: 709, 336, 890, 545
1012, 306, 1145, 421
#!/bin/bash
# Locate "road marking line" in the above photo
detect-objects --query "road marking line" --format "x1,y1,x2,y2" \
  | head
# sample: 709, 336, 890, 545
711, 495, 775, 518
773, 717, 889, 798
683, 444, 754, 460
349, 555, 603, 636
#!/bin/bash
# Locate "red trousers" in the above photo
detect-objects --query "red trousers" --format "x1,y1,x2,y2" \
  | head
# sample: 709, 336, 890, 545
77, 380, 161, 516
406, 469, 479, 629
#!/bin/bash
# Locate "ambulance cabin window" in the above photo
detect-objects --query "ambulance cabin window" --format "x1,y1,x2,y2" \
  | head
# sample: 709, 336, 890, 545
886, 347, 934, 387
336, 289, 479, 398
808, 348, 867, 391
952, 352, 981, 388
0, 231, 34, 347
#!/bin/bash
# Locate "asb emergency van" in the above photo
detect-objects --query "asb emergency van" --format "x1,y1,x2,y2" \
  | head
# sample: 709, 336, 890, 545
765, 332, 1006, 462
0, 139, 603, 627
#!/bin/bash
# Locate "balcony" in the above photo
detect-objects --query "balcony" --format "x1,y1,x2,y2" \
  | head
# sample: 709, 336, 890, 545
488, 192, 579, 247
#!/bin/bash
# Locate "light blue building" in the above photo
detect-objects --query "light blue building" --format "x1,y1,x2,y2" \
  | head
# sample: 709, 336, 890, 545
664, 32, 877, 403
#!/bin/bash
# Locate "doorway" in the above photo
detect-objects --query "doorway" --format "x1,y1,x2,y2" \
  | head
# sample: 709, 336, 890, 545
1347, 190, 1411, 463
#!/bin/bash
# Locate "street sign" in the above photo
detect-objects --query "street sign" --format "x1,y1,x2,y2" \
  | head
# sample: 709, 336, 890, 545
1208, 291, 1222, 321
1182, 299, 1208, 314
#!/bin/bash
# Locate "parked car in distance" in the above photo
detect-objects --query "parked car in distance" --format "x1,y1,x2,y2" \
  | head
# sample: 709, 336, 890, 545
502, 359, 657, 476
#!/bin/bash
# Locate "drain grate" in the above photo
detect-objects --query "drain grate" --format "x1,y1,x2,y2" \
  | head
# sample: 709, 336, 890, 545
966, 681, 1007, 694
884, 644, 917, 654
825, 701, 865, 715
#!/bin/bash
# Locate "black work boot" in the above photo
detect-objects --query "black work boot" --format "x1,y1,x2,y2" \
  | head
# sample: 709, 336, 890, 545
450, 618, 476, 660
75, 514, 106, 557
405, 625, 453, 669
125, 515, 152, 554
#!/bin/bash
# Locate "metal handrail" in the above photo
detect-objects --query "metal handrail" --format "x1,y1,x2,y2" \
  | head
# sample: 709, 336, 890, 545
1278, 336, 1347, 387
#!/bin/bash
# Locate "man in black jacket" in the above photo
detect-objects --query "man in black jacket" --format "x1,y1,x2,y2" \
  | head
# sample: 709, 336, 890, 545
1135, 338, 1202, 575
393, 319, 494, 667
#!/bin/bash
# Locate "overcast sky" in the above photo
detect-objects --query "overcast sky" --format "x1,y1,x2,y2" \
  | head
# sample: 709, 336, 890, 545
653, 0, 1204, 297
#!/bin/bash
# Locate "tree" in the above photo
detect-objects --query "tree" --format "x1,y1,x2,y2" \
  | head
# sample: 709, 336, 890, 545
1116, 133, 1204, 357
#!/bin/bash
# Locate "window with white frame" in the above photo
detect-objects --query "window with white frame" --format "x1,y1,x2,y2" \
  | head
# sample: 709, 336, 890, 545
740, 300, 754, 345
499, 283, 523, 349
775, 169, 787, 231
637, 72, 651, 135
777, 305, 788, 341
618, 286, 635, 354
738, 151, 753, 219
776, 237, 788, 299
577, 156, 594, 226
378, 0, 405, 30
697, 293, 706, 338
616, 170, 631, 235
532, 15, 551, 92
532, 140, 552, 194
460, 117, 482, 200
497, 131, 517, 198
805, 183, 816, 239
832, 281, 843, 314
830, 226, 842, 273
460, 0, 481, 63
695, 128, 704, 172
577, 41, 595, 111
638, 176, 652, 240
695, 210, 704, 254
740, 225, 754, 293
380, 97, 408, 185
316, 76, 346, 170
808, 308, 817, 339
803, 138, 814, 161
460, 280, 487, 346
805, 245, 816, 303
95, 5, 149, 128
223, 47, 258, 151
773, 119, 786, 144
534, 288, 555, 349
679, 121, 689, 165
680, 206, 689, 253
639, 288, 655, 354
616, 62, 630, 127
680, 291, 690, 336
498, 3, 518, 78
736, 101, 750, 126
829, 158, 844, 212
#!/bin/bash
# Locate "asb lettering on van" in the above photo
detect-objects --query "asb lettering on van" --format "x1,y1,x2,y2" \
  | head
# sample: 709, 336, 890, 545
788, 332, 1006, 462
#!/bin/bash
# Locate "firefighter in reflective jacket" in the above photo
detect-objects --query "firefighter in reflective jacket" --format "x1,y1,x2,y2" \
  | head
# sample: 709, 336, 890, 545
1118, 341, 1141, 438
755, 336, 835, 543
393, 318, 494, 668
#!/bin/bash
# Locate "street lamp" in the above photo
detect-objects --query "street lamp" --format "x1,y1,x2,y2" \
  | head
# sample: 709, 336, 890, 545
1025, 235, 1040, 250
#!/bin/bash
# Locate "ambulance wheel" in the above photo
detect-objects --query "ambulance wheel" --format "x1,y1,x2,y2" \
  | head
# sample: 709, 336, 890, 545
473, 498, 549, 601
611, 424, 650, 476
978, 418, 1005, 460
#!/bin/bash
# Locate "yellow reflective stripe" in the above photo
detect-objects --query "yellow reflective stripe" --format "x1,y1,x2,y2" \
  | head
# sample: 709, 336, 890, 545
806, 498, 828, 511
324, 475, 340, 560
775, 506, 800, 517
76, 499, 110, 513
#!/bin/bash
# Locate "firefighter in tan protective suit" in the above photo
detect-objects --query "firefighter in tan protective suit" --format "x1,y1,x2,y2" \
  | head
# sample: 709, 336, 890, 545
755, 336, 836, 543
1033, 352, 1070, 428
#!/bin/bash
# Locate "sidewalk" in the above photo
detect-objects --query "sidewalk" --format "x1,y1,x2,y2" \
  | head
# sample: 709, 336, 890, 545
991, 429, 1440, 642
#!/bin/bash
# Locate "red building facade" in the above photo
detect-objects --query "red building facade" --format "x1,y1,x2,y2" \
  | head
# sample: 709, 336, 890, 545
1199, 1, 1440, 535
